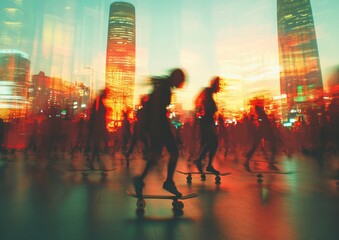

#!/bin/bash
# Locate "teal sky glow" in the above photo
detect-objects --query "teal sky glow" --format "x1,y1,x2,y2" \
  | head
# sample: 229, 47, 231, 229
1, 0, 338, 109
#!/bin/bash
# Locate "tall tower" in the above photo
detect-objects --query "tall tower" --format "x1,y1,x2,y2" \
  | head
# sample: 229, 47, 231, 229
0, 49, 30, 118
277, 0, 323, 119
105, 2, 135, 122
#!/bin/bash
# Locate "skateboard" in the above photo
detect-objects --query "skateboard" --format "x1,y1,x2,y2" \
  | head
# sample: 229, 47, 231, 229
126, 191, 199, 211
67, 168, 116, 177
247, 170, 295, 183
176, 170, 232, 184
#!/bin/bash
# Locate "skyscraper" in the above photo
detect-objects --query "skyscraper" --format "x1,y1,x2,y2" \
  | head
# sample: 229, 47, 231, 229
0, 49, 30, 118
105, 2, 135, 122
277, 0, 323, 119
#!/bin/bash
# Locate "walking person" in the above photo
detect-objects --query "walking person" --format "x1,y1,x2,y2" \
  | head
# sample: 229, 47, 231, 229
121, 110, 131, 157
87, 88, 109, 169
124, 95, 150, 161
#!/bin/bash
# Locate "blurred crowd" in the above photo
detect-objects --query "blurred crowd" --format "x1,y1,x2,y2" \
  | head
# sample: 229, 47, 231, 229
0, 97, 338, 162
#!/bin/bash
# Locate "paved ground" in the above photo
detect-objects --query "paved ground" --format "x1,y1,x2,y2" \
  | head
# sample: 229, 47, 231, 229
0, 150, 338, 240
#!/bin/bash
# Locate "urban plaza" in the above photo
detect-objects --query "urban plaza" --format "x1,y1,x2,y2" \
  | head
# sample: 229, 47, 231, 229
0, 0, 338, 240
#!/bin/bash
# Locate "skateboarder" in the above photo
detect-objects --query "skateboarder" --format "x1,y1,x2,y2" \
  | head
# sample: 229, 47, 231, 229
194, 76, 221, 174
133, 68, 186, 197
243, 102, 279, 171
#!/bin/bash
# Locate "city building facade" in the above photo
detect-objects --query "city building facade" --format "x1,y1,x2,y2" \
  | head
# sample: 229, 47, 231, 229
0, 49, 30, 119
277, 0, 324, 121
31, 71, 90, 119
105, 2, 136, 123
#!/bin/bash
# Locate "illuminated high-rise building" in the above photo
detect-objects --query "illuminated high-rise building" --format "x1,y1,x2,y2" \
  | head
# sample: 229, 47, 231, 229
277, 0, 323, 119
0, 49, 30, 118
31, 71, 89, 118
105, 2, 135, 122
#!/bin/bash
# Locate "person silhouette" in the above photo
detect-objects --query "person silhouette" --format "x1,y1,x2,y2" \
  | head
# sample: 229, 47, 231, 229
133, 68, 186, 197
124, 95, 150, 161
194, 76, 221, 174
121, 110, 131, 157
243, 103, 279, 171
87, 88, 109, 169
0, 118, 5, 154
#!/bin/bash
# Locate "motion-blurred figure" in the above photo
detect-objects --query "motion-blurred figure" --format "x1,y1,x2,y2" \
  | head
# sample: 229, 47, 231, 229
194, 76, 221, 174
71, 117, 87, 156
133, 68, 186, 197
24, 119, 39, 155
243, 102, 279, 171
87, 88, 109, 169
124, 95, 150, 162
121, 110, 131, 157
0, 118, 5, 154
326, 66, 339, 153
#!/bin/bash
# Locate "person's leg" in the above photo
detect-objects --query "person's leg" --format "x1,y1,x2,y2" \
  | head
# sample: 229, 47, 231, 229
243, 132, 261, 171
266, 133, 280, 171
125, 132, 137, 159
122, 134, 129, 155
206, 128, 219, 174
88, 143, 98, 170
166, 148, 179, 182
133, 159, 152, 197
140, 133, 150, 160
163, 127, 182, 197
133, 133, 162, 197
269, 138, 277, 163
194, 123, 208, 173
194, 144, 208, 173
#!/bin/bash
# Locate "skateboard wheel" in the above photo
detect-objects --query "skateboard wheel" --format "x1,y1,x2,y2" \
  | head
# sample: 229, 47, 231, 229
176, 201, 184, 210
257, 173, 263, 179
137, 199, 146, 209
215, 176, 221, 181
173, 209, 184, 217
201, 174, 206, 181
174, 201, 184, 210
